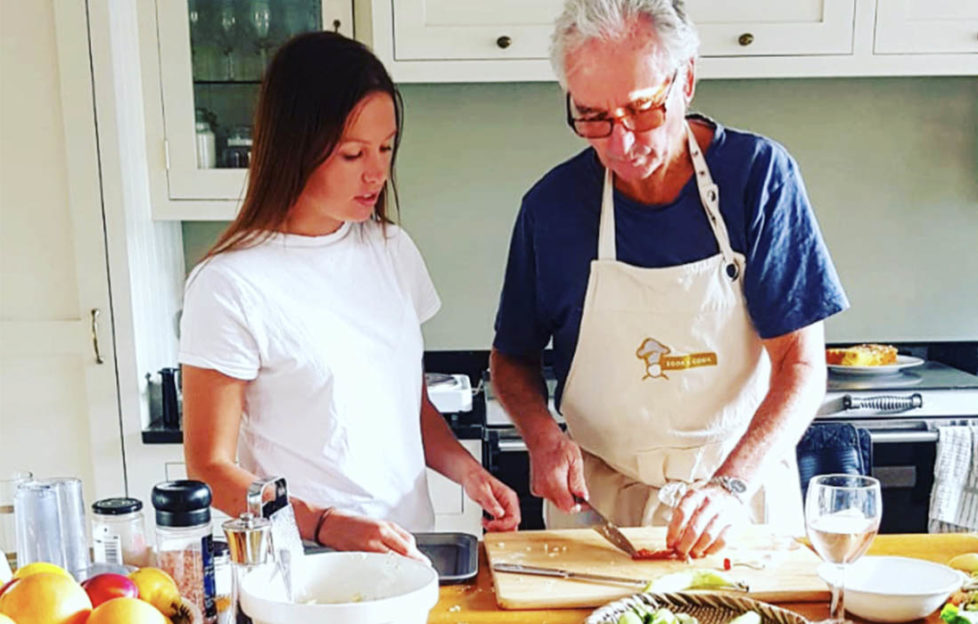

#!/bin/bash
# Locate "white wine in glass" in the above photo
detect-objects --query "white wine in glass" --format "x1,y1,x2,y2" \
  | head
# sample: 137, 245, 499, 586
805, 474, 882, 624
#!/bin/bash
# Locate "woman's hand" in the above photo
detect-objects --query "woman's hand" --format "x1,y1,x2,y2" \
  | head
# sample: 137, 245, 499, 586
665, 484, 748, 558
316, 508, 429, 563
461, 468, 522, 531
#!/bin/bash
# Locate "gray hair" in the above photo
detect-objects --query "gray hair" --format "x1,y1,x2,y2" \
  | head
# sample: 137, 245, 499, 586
550, 0, 700, 87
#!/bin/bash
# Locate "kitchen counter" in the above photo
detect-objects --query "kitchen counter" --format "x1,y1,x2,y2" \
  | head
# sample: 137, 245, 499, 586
429, 533, 978, 623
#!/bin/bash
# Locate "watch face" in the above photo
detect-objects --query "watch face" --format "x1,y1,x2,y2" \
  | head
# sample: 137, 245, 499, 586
729, 478, 747, 493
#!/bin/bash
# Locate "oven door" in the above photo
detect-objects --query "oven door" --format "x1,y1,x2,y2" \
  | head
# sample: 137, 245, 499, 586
484, 429, 545, 530
842, 417, 976, 533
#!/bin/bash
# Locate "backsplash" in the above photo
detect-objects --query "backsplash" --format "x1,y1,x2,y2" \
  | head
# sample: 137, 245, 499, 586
183, 76, 978, 349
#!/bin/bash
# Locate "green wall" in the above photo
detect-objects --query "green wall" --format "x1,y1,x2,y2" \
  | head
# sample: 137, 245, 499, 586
183, 77, 978, 348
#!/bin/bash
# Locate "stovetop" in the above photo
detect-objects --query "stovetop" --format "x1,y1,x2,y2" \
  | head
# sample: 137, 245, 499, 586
827, 361, 978, 393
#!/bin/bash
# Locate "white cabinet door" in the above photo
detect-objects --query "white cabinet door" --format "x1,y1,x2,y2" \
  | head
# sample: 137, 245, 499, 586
0, 0, 125, 502
392, 0, 561, 61
426, 439, 483, 535
155, 0, 353, 201
391, 0, 855, 61
875, 0, 978, 54
690, 0, 856, 56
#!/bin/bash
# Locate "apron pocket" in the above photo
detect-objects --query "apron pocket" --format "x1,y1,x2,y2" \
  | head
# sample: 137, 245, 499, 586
635, 440, 728, 487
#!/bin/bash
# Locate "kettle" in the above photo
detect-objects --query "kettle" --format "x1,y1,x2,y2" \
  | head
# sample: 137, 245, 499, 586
159, 367, 181, 430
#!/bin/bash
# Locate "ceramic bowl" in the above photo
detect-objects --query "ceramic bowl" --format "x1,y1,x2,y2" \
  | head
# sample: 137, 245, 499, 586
818, 555, 966, 623
239, 551, 438, 624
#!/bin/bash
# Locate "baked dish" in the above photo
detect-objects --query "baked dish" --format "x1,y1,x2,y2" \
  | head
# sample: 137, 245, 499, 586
825, 344, 898, 367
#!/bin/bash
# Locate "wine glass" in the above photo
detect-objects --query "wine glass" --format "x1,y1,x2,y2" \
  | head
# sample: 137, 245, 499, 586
250, 0, 271, 70
218, 0, 237, 80
805, 474, 882, 624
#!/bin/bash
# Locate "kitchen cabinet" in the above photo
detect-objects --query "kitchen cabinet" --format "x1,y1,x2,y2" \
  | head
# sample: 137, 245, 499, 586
874, 0, 978, 54
149, 0, 353, 214
362, 0, 978, 82
427, 438, 484, 534
0, 0, 126, 504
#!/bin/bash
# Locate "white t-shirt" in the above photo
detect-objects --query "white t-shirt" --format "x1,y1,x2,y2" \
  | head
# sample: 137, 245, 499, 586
179, 220, 441, 531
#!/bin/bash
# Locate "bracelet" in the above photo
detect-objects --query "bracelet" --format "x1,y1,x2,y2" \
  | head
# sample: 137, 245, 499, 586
314, 507, 335, 546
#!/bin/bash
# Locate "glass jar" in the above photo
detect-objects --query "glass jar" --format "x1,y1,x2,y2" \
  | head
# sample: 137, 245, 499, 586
195, 109, 216, 169
223, 125, 252, 168
211, 540, 232, 624
153, 480, 217, 624
91, 497, 151, 568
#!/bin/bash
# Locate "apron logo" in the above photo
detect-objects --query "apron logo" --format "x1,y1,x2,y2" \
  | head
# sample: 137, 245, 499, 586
636, 338, 718, 380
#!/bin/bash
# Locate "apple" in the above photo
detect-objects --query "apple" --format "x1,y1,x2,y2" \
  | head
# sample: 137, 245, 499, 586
0, 576, 18, 599
81, 572, 139, 607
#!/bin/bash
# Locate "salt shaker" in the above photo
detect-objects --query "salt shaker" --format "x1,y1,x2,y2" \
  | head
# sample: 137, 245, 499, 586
222, 512, 274, 624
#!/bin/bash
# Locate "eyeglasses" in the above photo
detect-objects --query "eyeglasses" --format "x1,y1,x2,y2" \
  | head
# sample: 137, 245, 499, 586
566, 70, 679, 139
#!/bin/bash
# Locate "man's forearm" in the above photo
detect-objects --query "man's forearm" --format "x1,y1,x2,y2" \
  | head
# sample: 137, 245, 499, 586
716, 324, 827, 491
489, 348, 560, 448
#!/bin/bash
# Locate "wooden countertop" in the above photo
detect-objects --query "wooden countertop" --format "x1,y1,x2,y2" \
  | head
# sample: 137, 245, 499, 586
429, 533, 978, 624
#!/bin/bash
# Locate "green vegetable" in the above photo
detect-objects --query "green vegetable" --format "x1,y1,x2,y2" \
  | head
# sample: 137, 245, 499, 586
618, 612, 643, 624
728, 612, 762, 624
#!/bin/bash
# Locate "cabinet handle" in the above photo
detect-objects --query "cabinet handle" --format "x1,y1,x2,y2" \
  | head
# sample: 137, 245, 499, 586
738, 33, 754, 46
332, 19, 341, 33
496, 35, 512, 49
90, 308, 104, 365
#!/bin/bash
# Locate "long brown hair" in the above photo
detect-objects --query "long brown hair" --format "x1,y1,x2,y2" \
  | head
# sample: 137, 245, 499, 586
206, 32, 403, 258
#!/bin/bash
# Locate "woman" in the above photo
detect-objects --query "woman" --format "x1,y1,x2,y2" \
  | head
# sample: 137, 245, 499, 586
180, 32, 520, 559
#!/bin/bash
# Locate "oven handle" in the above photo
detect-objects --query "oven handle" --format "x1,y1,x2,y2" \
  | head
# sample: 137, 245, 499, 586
497, 439, 528, 453
868, 429, 939, 444
843, 393, 923, 413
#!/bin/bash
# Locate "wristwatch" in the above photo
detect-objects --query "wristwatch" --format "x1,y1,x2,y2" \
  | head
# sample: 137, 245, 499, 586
708, 475, 749, 503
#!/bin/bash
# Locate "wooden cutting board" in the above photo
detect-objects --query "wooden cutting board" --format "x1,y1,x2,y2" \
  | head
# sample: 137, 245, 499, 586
485, 525, 829, 610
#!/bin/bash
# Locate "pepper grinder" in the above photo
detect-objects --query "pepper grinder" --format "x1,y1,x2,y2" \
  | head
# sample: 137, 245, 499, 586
222, 512, 273, 624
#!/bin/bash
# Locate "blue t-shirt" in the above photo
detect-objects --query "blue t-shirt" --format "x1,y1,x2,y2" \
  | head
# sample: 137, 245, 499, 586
493, 115, 849, 409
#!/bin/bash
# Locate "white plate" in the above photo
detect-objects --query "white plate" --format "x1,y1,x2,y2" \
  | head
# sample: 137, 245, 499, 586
828, 355, 924, 376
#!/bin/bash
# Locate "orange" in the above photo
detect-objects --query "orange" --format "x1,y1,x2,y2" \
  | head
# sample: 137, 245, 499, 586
87, 597, 167, 624
0, 571, 91, 624
0, 614, 14, 624
12, 561, 73, 580
127, 567, 181, 617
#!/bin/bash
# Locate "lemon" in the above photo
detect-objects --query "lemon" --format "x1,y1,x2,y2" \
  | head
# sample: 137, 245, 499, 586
128, 567, 181, 617
12, 561, 73, 580
948, 553, 978, 573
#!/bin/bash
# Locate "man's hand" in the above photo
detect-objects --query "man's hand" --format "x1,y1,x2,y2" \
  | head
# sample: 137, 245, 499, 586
461, 468, 522, 531
665, 484, 748, 558
527, 428, 590, 513
318, 509, 430, 563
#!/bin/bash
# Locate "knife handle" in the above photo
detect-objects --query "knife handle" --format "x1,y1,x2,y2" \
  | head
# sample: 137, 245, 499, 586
492, 563, 568, 578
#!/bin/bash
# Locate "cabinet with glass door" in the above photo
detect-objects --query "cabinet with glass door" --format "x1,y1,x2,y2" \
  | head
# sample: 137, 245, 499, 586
156, 0, 352, 203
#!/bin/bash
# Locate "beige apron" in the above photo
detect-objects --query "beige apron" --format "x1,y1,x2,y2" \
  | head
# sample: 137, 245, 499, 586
545, 124, 804, 535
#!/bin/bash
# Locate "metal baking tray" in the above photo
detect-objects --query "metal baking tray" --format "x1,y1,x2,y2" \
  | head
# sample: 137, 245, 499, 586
414, 532, 479, 584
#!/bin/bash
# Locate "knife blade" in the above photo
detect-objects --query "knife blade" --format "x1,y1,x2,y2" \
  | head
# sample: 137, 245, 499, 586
492, 562, 648, 587
573, 495, 640, 558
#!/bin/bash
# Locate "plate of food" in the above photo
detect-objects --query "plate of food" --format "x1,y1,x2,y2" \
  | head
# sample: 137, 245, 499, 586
586, 591, 810, 624
826, 344, 923, 376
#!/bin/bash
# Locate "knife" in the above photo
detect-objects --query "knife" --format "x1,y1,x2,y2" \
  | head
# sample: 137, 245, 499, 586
573, 495, 640, 558
493, 562, 648, 587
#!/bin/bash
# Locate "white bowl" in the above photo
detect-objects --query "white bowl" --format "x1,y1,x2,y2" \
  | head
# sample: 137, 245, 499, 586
239, 551, 438, 624
818, 556, 967, 623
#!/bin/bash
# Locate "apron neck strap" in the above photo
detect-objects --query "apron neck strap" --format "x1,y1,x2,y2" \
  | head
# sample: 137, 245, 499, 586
685, 124, 739, 278
597, 123, 740, 279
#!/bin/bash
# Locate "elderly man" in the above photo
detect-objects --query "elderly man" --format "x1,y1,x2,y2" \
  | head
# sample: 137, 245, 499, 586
490, 0, 849, 558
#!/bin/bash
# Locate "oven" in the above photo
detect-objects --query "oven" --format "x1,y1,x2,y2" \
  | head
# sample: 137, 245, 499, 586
483, 361, 978, 534
816, 361, 978, 533
482, 370, 561, 530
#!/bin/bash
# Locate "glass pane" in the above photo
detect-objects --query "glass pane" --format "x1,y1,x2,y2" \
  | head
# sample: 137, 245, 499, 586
188, 0, 323, 169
